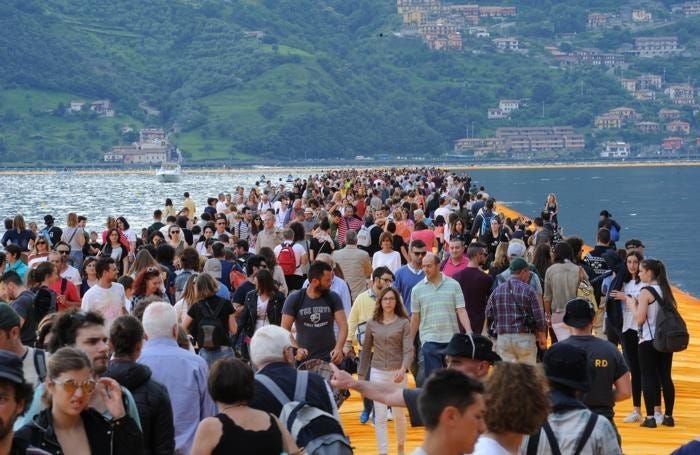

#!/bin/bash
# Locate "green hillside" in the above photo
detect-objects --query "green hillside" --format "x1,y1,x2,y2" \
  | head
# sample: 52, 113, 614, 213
1, 0, 699, 163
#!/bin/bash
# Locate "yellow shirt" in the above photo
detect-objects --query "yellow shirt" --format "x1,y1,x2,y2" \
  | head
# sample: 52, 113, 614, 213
347, 289, 378, 347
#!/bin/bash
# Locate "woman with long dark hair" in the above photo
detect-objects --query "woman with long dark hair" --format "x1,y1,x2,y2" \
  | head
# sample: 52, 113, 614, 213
80, 256, 98, 297
358, 287, 412, 455
237, 269, 286, 359
131, 267, 165, 310
99, 228, 129, 276
610, 251, 652, 423
625, 259, 677, 428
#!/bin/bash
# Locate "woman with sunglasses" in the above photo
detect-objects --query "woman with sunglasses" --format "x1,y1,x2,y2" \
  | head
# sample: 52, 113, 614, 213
99, 229, 129, 277
167, 226, 186, 255
358, 287, 412, 455
16, 347, 143, 454
250, 215, 264, 252
28, 235, 51, 269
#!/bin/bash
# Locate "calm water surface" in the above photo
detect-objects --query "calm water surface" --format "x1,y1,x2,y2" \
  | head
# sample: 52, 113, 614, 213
1, 166, 698, 295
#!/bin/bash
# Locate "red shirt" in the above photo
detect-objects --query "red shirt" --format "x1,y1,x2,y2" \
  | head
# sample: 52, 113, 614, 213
441, 256, 468, 278
50, 278, 81, 311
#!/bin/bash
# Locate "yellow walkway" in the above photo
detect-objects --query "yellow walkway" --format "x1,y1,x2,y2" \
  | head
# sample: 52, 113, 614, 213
340, 205, 700, 454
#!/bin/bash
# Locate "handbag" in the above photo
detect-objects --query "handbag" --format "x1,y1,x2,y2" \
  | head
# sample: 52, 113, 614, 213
356, 321, 367, 346
577, 267, 598, 310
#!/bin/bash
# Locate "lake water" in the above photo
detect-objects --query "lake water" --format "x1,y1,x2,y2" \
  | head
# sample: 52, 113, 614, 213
1, 165, 698, 295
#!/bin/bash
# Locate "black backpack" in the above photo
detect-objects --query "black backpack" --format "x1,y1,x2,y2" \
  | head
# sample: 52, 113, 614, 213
32, 286, 57, 323
195, 299, 227, 350
643, 286, 689, 353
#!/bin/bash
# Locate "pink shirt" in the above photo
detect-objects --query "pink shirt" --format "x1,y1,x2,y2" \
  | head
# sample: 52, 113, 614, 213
441, 256, 468, 278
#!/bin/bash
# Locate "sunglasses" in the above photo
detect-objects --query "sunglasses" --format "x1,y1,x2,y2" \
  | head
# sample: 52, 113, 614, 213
412, 251, 427, 256
51, 378, 97, 395
36, 241, 47, 245
57, 250, 70, 254
170, 230, 180, 234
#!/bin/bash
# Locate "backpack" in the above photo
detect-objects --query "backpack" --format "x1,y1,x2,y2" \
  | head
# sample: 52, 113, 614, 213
644, 286, 689, 353
356, 224, 375, 248
229, 262, 247, 291
610, 224, 620, 242
195, 299, 227, 350
479, 210, 495, 237
33, 348, 47, 383
32, 286, 57, 323
256, 371, 353, 455
277, 243, 298, 276
526, 412, 598, 455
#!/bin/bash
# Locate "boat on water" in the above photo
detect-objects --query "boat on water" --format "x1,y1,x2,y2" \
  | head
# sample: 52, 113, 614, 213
156, 162, 183, 183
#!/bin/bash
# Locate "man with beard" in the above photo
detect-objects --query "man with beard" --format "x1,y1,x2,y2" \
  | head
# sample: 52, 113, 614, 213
281, 261, 348, 364
453, 242, 494, 334
14, 310, 141, 430
0, 351, 34, 454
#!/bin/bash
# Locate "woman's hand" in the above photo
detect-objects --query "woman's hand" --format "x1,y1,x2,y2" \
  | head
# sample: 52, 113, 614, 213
624, 295, 637, 310
393, 370, 405, 383
97, 377, 126, 420
610, 290, 625, 300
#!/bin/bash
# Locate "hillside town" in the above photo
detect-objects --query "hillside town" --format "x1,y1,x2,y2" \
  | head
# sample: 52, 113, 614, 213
103, 128, 172, 164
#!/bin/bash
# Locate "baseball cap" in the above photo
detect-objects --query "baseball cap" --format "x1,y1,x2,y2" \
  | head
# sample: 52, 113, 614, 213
507, 239, 527, 258
44, 214, 55, 224
543, 343, 589, 391
202, 258, 222, 279
563, 298, 595, 328
439, 333, 501, 363
0, 350, 25, 384
509, 257, 529, 273
0, 304, 21, 330
599, 210, 612, 217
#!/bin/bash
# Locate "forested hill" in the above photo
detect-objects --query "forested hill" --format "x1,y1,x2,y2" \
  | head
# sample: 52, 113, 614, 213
1, 0, 699, 163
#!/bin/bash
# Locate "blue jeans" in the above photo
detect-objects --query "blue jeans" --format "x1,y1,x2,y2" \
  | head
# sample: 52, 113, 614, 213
421, 341, 447, 379
199, 346, 234, 367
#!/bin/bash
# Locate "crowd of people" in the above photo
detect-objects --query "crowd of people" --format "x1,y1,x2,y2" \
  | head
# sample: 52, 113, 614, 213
0, 166, 692, 454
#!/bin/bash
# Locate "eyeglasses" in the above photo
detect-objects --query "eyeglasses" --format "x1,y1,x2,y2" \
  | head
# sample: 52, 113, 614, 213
57, 250, 70, 255
412, 251, 427, 257
51, 378, 96, 395
379, 277, 394, 285
170, 230, 180, 234
36, 241, 47, 245
216, 222, 225, 225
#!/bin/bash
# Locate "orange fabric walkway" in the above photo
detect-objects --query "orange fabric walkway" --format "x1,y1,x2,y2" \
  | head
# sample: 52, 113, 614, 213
339, 204, 700, 454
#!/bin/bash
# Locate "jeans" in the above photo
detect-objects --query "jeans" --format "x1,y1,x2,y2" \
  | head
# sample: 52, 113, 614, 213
621, 329, 642, 408
421, 341, 447, 379
495, 333, 537, 365
199, 345, 234, 367
371, 368, 407, 454
638, 340, 675, 417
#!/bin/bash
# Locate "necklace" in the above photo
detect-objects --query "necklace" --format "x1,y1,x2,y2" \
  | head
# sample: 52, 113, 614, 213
220, 402, 246, 413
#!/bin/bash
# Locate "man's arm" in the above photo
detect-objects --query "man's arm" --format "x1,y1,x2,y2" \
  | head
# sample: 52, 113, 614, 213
281, 314, 295, 331
332, 309, 348, 364
409, 312, 421, 342
456, 307, 472, 334
329, 364, 407, 407
614, 372, 632, 402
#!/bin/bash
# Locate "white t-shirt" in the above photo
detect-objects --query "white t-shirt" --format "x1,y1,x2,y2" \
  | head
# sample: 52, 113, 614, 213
255, 295, 270, 331
81, 282, 127, 329
639, 284, 661, 343
472, 435, 511, 455
372, 250, 402, 274
61, 265, 82, 286
273, 243, 305, 276
622, 280, 644, 333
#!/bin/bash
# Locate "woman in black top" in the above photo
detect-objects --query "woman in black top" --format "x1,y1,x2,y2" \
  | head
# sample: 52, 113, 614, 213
237, 269, 285, 359
182, 273, 237, 366
16, 347, 143, 455
191, 358, 300, 455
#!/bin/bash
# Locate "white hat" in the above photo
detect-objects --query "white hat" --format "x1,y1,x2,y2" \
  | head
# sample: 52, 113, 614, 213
507, 239, 527, 258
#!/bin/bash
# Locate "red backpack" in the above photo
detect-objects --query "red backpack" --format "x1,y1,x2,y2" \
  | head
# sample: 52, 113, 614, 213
277, 243, 298, 276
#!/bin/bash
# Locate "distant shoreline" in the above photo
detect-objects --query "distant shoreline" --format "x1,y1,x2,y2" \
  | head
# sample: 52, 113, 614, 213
0, 160, 699, 175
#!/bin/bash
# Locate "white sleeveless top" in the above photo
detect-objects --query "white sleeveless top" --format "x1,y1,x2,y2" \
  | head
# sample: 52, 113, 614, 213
639, 284, 661, 343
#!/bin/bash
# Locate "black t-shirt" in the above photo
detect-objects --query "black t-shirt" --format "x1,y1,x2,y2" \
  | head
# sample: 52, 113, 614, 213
282, 290, 343, 361
11, 290, 37, 346
232, 281, 255, 306
561, 335, 628, 411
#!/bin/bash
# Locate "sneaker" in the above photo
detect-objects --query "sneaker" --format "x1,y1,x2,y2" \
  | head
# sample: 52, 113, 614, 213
654, 411, 664, 425
640, 417, 657, 428
360, 410, 370, 424
623, 411, 641, 423
662, 415, 675, 427
387, 408, 394, 421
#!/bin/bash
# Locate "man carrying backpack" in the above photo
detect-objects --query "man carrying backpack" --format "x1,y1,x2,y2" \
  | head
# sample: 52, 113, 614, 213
40, 214, 62, 248
0, 304, 47, 388
249, 325, 352, 455
470, 197, 498, 241
281, 261, 347, 365
357, 214, 381, 257
1, 271, 39, 346
275, 228, 308, 292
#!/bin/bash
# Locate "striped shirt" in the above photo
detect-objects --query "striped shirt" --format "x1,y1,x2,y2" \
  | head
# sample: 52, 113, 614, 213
410, 274, 465, 343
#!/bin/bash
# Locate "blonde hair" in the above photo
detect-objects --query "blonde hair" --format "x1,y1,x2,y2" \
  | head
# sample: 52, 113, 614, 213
66, 212, 79, 228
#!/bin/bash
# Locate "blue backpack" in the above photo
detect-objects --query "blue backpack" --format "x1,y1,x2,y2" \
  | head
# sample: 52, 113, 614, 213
480, 210, 495, 237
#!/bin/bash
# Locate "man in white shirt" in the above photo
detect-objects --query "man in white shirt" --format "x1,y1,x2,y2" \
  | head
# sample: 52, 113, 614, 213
81, 257, 127, 330
53, 242, 82, 286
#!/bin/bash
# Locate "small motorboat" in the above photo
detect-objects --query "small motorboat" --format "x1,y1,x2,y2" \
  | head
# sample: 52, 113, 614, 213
156, 162, 183, 183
